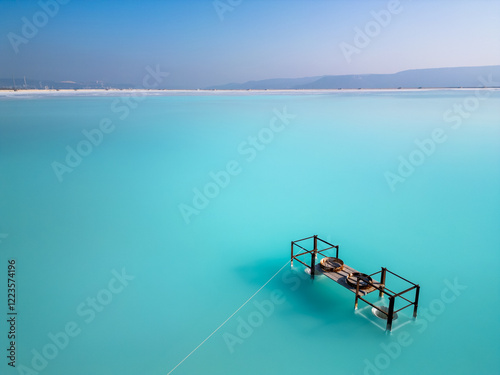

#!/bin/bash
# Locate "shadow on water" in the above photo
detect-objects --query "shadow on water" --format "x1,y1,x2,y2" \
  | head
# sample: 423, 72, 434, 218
232, 256, 367, 335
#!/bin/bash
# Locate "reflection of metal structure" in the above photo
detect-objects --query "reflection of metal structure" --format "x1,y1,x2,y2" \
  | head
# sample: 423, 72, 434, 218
372, 306, 399, 320
290, 235, 420, 331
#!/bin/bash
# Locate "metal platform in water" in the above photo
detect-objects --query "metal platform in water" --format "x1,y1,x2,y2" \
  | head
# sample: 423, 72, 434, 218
291, 235, 420, 331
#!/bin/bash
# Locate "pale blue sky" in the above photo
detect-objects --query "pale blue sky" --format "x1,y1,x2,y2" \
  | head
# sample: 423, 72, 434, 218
0, 0, 499, 88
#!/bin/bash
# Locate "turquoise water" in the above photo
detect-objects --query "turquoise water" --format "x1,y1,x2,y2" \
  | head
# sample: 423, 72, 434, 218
0, 90, 499, 375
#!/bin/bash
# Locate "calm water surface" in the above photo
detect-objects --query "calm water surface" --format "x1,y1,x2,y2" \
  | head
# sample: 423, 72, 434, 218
0, 90, 499, 375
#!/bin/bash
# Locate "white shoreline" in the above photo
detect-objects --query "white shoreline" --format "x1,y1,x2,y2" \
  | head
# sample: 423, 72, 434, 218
0, 87, 498, 98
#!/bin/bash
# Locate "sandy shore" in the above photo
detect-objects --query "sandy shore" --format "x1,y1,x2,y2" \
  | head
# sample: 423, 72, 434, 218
0, 87, 498, 97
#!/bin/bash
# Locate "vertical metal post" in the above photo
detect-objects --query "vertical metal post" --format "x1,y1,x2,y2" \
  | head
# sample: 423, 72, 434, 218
291, 241, 294, 267
355, 279, 360, 309
379, 267, 387, 298
311, 236, 318, 279
310, 251, 316, 279
386, 296, 395, 331
335, 245, 339, 259
413, 285, 420, 318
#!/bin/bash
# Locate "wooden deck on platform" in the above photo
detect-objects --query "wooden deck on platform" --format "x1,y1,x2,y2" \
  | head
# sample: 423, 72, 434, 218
320, 262, 384, 296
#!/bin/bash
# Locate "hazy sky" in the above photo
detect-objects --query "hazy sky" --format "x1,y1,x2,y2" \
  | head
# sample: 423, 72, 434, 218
1, 0, 499, 88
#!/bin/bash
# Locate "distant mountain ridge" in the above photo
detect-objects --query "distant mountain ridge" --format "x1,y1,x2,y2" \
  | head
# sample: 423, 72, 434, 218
208, 65, 500, 90
2, 66, 499, 90
206, 76, 325, 90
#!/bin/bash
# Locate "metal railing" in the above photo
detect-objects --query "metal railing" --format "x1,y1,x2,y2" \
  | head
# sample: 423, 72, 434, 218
355, 267, 420, 331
